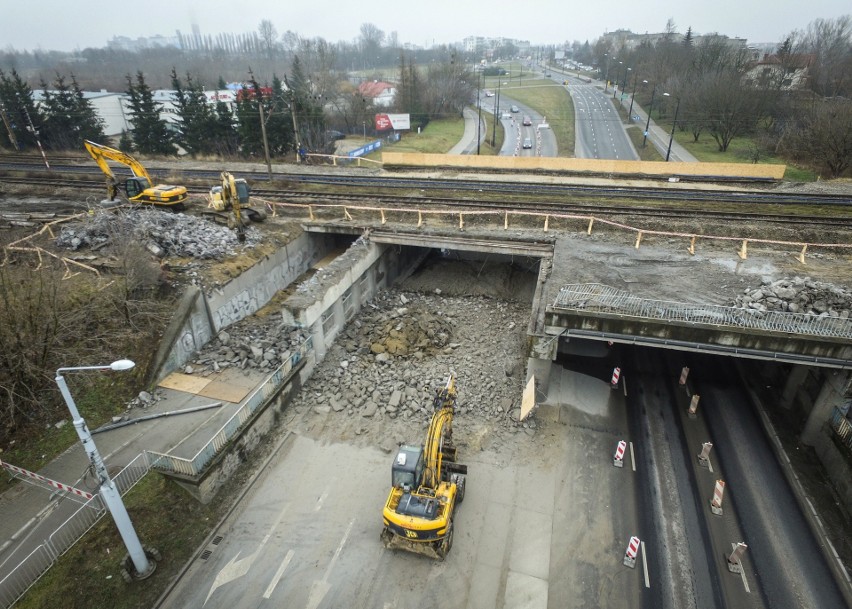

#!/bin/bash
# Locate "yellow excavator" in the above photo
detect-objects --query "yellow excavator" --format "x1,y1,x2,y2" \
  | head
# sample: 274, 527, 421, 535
84, 140, 188, 209
207, 172, 266, 242
380, 374, 467, 560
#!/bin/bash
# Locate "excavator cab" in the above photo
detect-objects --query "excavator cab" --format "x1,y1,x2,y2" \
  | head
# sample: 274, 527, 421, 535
124, 176, 152, 200
391, 445, 424, 491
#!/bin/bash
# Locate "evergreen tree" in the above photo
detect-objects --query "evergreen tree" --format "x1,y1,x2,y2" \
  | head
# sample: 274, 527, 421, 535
40, 73, 105, 150
0, 69, 44, 151
212, 76, 239, 157
170, 68, 217, 156
124, 71, 176, 155
118, 129, 134, 152
268, 74, 295, 154
235, 73, 265, 158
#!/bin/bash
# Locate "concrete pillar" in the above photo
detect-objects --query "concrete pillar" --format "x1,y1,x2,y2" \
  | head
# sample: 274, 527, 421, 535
309, 320, 327, 362
780, 365, 809, 410
802, 370, 850, 446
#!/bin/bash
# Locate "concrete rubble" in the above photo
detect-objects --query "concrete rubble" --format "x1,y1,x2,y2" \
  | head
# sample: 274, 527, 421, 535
289, 289, 532, 431
188, 311, 310, 374
732, 277, 852, 318
55, 208, 261, 258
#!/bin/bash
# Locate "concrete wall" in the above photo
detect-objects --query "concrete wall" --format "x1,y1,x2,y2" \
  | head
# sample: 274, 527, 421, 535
152, 233, 337, 382
382, 152, 787, 180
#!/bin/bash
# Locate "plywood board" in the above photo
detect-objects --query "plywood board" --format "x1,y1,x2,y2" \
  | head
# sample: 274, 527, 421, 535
197, 380, 251, 404
158, 372, 211, 394
520, 375, 536, 421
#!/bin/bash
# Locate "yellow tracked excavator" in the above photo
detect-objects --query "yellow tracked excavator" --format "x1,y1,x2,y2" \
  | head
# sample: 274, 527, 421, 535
380, 374, 467, 560
207, 171, 266, 242
84, 140, 187, 209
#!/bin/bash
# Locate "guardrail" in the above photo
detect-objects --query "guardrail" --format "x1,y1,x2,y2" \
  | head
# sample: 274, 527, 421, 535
0, 453, 150, 609
146, 337, 313, 478
305, 153, 382, 167
553, 283, 852, 340
830, 407, 852, 451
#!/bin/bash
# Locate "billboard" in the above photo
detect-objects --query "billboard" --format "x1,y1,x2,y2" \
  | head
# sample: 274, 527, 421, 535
375, 113, 411, 131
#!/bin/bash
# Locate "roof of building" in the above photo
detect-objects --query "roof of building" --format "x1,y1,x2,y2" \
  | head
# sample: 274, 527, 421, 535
358, 81, 395, 98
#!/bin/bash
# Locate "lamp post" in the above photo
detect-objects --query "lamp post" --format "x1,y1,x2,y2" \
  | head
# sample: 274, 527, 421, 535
55, 360, 154, 579
491, 76, 501, 148
602, 53, 610, 92
614, 63, 628, 99
627, 74, 640, 122
663, 92, 681, 162
642, 82, 656, 148
476, 69, 482, 155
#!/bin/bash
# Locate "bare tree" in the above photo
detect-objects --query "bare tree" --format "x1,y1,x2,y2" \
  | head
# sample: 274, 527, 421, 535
793, 16, 852, 98
258, 19, 279, 61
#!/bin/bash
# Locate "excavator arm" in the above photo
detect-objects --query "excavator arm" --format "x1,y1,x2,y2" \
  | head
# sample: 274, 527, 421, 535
84, 140, 186, 208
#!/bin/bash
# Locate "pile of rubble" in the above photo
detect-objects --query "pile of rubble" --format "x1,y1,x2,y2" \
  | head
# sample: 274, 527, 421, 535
732, 277, 852, 318
55, 208, 261, 258
185, 311, 310, 375
290, 289, 531, 430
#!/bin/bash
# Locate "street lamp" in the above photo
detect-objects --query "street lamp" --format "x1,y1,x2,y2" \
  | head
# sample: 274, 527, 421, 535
476, 69, 483, 155
627, 73, 640, 122
614, 64, 629, 99
602, 53, 610, 92
642, 82, 657, 148
663, 92, 681, 162
55, 359, 155, 579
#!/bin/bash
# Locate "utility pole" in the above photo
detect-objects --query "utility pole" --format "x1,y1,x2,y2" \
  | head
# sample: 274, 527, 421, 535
258, 102, 272, 180
491, 77, 501, 148
476, 70, 482, 155
23, 108, 49, 170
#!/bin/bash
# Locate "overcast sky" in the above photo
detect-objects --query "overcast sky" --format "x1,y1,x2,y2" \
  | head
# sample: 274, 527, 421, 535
3, 1, 849, 52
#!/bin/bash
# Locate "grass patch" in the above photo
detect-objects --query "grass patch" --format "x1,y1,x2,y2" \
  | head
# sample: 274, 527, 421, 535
384, 116, 465, 154
491, 78, 575, 156
15, 474, 222, 609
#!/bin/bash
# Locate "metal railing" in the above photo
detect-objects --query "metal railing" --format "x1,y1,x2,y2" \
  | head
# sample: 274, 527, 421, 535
553, 284, 852, 340
0, 453, 150, 609
146, 337, 313, 478
830, 407, 852, 451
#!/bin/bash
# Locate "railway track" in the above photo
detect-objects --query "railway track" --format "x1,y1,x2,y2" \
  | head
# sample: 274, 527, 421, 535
2, 165, 851, 232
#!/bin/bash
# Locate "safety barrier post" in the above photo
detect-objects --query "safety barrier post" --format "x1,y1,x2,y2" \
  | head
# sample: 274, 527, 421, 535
587, 218, 594, 235
698, 442, 713, 468
623, 536, 640, 568
727, 542, 748, 574
610, 367, 621, 389
679, 366, 690, 385
688, 394, 700, 419
710, 479, 725, 515
613, 440, 627, 467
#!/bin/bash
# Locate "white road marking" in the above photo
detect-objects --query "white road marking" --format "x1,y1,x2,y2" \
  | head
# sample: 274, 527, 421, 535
204, 503, 289, 606
641, 541, 650, 588
306, 519, 355, 609
262, 549, 295, 599
629, 442, 636, 472
622, 376, 628, 396
315, 488, 329, 511
708, 459, 714, 473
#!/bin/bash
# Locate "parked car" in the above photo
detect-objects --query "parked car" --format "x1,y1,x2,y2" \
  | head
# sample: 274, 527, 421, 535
523, 137, 532, 149
523, 115, 532, 126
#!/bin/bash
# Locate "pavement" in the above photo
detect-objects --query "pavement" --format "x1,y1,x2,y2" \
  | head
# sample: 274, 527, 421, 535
0, 366, 267, 597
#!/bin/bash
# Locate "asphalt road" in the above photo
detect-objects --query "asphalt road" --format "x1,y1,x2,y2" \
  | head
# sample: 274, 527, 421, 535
482, 94, 557, 158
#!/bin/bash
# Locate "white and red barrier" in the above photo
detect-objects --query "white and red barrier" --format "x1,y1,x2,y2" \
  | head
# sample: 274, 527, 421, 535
727, 542, 748, 573
711, 479, 725, 515
0, 458, 94, 500
698, 442, 713, 468
610, 367, 621, 389
613, 440, 627, 467
688, 394, 700, 418
679, 366, 690, 385
623, 536, 640, 568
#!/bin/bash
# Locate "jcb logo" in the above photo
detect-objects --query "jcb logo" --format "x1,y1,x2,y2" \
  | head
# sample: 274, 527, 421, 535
404, 530, 418, 539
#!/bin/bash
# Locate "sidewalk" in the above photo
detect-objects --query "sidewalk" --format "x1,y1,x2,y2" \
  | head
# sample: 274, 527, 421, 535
0, 367, 266, 588
447, 107, 485, 155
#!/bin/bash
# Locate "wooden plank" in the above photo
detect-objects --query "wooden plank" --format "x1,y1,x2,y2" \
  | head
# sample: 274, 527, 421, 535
158, 372, 211, 394
197, 380, 251, 403
520, 375, 536, 421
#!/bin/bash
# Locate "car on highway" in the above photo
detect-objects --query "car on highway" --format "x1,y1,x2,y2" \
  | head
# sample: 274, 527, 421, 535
522, 137, 532, 149
523, 115, 532, 126
510, 105, 520, 113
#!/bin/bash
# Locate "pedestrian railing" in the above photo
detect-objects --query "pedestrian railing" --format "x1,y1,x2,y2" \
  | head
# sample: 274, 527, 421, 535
146, 338, 313, 478
830, 407, 852, 451
0, 453, 150, 609
553, 283, 852, 340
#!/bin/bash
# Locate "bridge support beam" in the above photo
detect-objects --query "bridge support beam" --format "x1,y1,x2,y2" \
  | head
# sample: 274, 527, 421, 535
780, 365, 810, 410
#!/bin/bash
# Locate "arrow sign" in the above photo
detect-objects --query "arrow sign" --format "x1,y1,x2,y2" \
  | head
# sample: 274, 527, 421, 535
204, 504, 289, 606
306, 519, 354, 609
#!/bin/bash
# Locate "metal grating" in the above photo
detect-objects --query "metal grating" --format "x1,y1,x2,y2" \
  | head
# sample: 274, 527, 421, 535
553, 283, 852, 340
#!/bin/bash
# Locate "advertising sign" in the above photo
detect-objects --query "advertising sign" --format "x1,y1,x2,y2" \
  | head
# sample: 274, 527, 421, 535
375, 113, 411, 131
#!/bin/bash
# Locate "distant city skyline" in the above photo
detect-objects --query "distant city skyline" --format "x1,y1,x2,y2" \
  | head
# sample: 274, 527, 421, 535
3, 1, 849, 53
